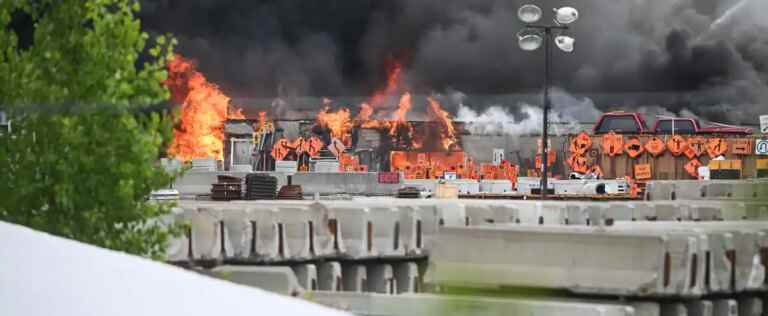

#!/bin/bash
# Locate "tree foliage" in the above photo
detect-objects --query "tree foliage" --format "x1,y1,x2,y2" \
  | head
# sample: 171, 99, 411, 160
0, 0, 180, 258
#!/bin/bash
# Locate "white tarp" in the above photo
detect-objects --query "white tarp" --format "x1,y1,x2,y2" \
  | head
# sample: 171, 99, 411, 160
0, 221, 349, 316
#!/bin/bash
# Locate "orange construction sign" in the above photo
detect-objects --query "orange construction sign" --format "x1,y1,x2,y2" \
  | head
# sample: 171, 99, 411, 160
731, 138, 752, 155
686, 136, 706, 158
684, 159, 701, 178
645, 137, 666, 157
624, 136, 645, 158
601, 131, 624, 157
569, 132, 593, 156
634, 163, 652, 180
706, 138, 728, 158
666, 135, 688, 156
567, 154, 589, 173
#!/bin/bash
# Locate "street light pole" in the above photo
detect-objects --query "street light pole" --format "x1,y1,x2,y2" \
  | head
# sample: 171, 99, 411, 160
516, 5, 578, 198
541, 27, 551, 198
526, 25, 566, 198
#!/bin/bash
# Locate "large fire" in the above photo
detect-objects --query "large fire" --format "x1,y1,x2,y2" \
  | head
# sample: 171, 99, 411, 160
165, 55, 244, 161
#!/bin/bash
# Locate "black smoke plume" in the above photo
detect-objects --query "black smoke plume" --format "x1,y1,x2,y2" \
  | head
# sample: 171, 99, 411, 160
140, 0, 768, 124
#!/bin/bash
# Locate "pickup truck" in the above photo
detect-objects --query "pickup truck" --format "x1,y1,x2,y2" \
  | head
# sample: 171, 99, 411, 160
593, 112, 752, 135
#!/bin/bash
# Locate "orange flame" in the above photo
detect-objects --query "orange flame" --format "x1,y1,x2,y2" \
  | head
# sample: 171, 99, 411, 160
316, 106, 354, 146
165, 54, 244, 161
426, 96, 458, 150
368, 57, 403, 108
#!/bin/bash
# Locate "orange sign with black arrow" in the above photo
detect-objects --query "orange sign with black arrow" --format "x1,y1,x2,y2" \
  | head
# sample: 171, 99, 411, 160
706, 138, 728, 158
645, 137, 666, 157
624, 136, 645, 158
666, 135, 688, 156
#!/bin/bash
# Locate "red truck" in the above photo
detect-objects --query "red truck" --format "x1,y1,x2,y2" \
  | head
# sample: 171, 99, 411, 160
593, 112, 752, 135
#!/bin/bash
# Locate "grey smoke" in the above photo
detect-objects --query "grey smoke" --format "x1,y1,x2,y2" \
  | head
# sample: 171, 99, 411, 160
140, 0, 768, 124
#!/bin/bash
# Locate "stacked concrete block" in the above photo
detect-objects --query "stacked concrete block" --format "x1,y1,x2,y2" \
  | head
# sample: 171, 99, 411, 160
292, 264, 318, 291
341, 264, 367, 292
366, 264, 396, 294
686, 300, 714, 316
368, 206, 405, 257
189, 207, 226, 261
393, 262, 420, 294
165, 207, 191, 262
713, 299, 737, 316
220, 207, 253, 259
319, 261, 343, 291
329, 206, 372, 258
429, 225, 704, 297
211, 266, 303, 296
309, 292, 647, 316
738, 297, 762, 316
252, 206, 281, 261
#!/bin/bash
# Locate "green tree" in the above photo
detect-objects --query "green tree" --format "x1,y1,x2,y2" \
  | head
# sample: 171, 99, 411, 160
0, 0, 180, 258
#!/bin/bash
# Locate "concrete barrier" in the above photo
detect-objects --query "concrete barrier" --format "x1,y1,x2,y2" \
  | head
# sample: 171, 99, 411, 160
686, 300, 714, 316
319, 261, 343, 291
429, 225, 698, 297
341, 264, 367, 292
292, 264, 318, 291
309, 292, 647, 316
394, 262, 420, 294
165, 207, 191, 262
660, 303, 686, 316
713, 299, 737, 316
368, 206, 404, 257
738, 297, 762, 316
367, 264, 395, 294
479, 180, 513, 193
330, 206, 370, 258
189, 207, 225, 260
211, 266, 303, 295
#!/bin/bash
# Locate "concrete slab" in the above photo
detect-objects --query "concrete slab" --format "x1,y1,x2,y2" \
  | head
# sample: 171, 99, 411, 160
309, 292, 643, 316
394, 262, 420, 294
429, 225, 694, 297
211, 266, 303, 295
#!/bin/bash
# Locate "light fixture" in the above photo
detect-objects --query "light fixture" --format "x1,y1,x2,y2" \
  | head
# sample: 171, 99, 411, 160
555, 35, 575, 52
554, 7, 579, 24
518, 4, 543, 24
517, 29, 543, 51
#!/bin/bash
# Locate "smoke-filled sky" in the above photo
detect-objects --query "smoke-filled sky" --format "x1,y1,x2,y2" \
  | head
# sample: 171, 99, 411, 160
139, 0, 768, 124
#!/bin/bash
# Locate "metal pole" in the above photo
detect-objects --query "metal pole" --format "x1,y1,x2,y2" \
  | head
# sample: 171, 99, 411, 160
541, 27, 551, 198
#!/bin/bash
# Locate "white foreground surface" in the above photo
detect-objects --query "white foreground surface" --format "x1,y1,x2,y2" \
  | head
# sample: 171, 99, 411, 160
0, 221, 349, 316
